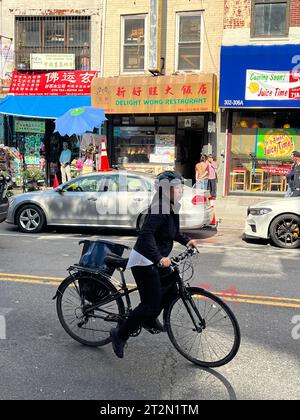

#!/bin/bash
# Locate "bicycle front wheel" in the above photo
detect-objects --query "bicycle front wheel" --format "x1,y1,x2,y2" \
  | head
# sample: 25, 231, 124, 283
56, 274, 125, 347
165, 287, 241, 368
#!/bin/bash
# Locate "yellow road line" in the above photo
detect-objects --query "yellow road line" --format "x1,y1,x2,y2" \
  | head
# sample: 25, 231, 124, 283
1, 274, 300, 309
0, 272, 63, 281
0, 277, 60, 286
215, 292, 300, 303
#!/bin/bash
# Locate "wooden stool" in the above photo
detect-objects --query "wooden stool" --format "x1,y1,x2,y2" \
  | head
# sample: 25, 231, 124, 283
249, 168, 265, 192
268, 174, 286, 192
231, 168, 247, 191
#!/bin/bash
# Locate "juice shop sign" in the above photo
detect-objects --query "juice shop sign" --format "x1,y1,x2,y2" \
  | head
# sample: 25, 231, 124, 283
256, 129, 296, 160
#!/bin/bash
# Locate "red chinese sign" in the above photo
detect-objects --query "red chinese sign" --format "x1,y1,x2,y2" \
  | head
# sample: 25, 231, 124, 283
9, 70, 97, 96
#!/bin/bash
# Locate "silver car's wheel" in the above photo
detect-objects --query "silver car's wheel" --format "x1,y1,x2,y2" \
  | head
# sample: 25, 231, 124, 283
16, 205, 46, 233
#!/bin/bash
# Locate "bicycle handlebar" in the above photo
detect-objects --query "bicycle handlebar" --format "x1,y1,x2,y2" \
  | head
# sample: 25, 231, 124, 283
157, 247, 198, 268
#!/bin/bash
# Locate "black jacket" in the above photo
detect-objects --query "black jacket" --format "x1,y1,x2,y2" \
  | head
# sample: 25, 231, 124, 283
134, 197, 191, 264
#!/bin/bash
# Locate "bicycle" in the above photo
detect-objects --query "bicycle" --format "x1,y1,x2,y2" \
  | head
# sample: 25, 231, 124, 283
54, 245, 241, 368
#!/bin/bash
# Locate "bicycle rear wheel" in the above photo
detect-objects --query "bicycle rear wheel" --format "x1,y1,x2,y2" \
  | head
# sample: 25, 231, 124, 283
56, 274, 125, 347
164, 287, 240, 368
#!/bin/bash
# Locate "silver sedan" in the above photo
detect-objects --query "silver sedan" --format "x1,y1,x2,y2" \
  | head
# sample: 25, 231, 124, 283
6, 171, 214, 234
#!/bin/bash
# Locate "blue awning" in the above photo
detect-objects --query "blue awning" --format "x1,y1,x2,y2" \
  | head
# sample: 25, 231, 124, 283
0, 95, 91, 119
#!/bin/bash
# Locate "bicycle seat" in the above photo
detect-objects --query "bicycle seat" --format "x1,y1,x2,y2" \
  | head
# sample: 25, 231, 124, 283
104, 255, 129, 270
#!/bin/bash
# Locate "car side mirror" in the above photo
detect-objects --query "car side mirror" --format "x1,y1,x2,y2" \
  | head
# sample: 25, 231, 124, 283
56, 187, 64, 193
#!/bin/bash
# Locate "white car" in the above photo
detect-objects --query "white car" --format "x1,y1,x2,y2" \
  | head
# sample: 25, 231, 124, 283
245, 197, 300, 249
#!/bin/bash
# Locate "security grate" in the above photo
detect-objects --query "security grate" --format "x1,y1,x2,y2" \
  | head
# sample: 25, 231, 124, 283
15, 16, 91, 70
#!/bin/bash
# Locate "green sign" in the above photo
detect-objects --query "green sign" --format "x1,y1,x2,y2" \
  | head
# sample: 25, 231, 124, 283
255, 128, 296, 161
15, 119, 46, 134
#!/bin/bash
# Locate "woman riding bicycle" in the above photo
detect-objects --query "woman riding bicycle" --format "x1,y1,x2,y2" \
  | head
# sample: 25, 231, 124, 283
110, 171, 198, 358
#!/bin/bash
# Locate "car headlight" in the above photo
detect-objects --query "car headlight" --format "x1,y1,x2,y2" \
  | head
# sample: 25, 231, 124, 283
249, 208, 272, 216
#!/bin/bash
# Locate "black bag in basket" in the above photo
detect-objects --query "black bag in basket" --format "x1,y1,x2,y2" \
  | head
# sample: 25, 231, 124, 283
78, 240, 129, 304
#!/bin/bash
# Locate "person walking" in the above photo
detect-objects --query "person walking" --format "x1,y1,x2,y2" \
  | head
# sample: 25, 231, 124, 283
195, 155, 209, 190
59, 142, 72, 184
109, 171, 198, 359
207, 154, 218, 200
291, 151, 300, 197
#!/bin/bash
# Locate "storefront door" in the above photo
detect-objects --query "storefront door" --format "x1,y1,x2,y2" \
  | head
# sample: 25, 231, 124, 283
176, 128, 204, 182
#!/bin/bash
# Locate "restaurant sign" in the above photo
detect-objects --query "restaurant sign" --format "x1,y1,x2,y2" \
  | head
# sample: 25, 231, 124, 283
10, 70, 97, 96
91, 74, 217, 114
255, 128, 296, 160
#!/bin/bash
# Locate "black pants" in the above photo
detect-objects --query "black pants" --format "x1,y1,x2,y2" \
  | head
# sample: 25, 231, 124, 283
208, 179, 217, 199
118, 265, 178, 341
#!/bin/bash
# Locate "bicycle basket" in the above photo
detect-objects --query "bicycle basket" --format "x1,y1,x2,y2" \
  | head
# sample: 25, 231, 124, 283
78, 240, 130, 304
78, 240, 129, 273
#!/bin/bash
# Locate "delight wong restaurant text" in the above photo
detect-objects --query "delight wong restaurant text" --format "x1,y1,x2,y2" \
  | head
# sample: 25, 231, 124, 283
91, 74, 217, 179
92, 74, 217, 114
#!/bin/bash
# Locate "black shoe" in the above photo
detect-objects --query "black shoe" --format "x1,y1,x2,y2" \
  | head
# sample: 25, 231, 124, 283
142, 318, 165, 334
110, 328, 126, 359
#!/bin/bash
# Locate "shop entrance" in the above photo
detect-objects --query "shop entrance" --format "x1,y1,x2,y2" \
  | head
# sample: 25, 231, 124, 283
176, 128, 204, 183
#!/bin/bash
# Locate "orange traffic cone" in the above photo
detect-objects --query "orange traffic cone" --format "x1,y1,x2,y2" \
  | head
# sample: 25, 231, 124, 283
209, 198, 218, 228
53, 174, 59, 189
98, 138, 111, 171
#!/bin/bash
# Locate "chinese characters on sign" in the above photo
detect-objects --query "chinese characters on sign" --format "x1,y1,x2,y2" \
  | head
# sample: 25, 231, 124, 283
9, 70, 97, 96
30, 53, 75, 70
92, 74, 216, 114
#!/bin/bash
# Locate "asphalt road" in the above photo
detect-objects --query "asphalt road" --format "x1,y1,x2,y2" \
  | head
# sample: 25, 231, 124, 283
0, 222, 299, 400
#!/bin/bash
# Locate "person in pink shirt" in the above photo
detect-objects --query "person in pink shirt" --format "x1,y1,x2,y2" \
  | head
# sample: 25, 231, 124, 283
207, 154, 218, 199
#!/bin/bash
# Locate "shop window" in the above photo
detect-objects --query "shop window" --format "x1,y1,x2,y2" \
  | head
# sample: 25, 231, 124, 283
251, 0, 290, 38
229, 110, 299, 194
176, 13, 202, 71
114, 126, 175, 168
133, 116, 155, 125
15, 16, 91, 70
122, 15, 146, 73
157, 116, 176, 125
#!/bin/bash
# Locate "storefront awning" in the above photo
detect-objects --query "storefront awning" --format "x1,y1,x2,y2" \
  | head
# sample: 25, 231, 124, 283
0, 95, 91, 119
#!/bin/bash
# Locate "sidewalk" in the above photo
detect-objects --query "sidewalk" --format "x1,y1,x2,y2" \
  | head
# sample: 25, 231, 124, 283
214, 195, 280, 229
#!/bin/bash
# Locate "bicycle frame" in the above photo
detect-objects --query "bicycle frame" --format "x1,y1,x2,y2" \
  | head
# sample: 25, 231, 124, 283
68, 255, 206, 333
173, 265, 206, 333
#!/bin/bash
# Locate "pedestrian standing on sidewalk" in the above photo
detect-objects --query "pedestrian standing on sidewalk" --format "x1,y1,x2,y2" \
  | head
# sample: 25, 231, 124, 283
59, 142, 72, 184
195, 155, 209, 190
207, 154, 218, 200
286, 151, 297, 197
291, 151, 300, 197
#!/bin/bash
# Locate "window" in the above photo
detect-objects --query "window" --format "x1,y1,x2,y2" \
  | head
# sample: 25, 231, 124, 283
176, 13, 202, 71
122, 15, 146, 72
251, 0, 290, 37
126, 176, 147, 192
64, 176, 100, 193
15, 16, 91, 70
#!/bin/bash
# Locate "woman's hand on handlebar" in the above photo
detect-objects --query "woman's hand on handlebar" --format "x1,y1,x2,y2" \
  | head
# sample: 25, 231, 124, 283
159, 257, 172, 268
186, 239, 199, 252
